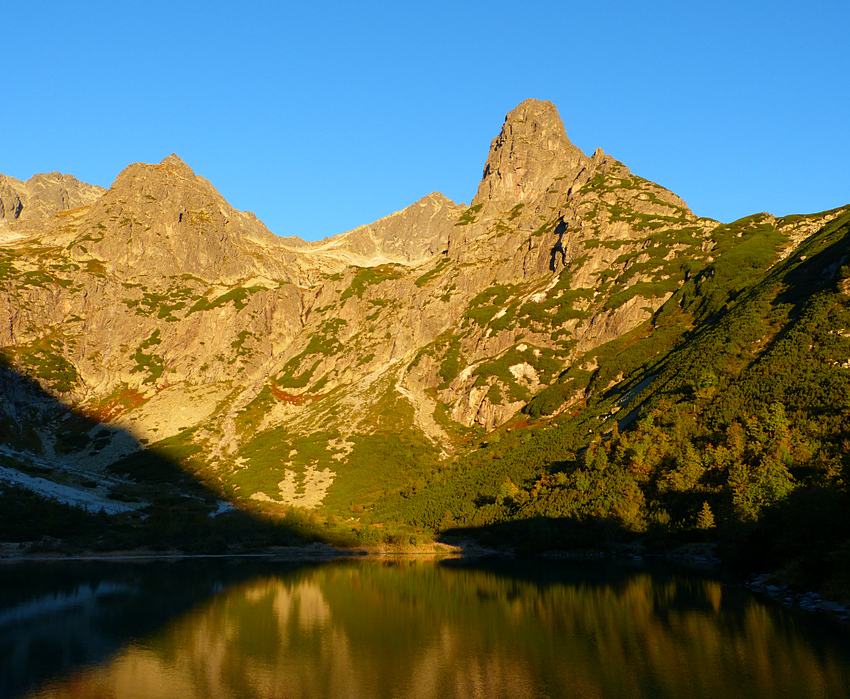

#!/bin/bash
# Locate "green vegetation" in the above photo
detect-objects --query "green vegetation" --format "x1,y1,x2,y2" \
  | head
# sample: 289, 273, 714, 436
516, 267, 593, 333
340, 265, 404, 300
188, 286, 263, 314
437, 336, 463, 388
230, 329, 255, 358
126, 285, 197, 320
455, 203, 483, 227
3, 179, 850, 588
274, 318, 347, 388
276, 358, 321, 389
464, 284, 520, 327
0, 247, 78, 289
471, 344, 560, 404
414, 257, 450, 288
1, 337, 78, 393
379, 209, 850, 593
130, 330, 165, 384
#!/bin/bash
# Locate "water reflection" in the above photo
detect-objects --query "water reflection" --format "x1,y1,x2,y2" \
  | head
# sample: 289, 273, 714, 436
3, 558, 849, 699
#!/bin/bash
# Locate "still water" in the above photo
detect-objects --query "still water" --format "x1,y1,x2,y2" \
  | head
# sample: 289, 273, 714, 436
1, 556, 849, 699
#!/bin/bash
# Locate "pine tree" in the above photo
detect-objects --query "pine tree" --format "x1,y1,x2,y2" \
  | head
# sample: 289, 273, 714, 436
696, 501, 715, 529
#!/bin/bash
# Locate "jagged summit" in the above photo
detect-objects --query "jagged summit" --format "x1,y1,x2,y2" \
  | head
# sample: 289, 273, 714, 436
472, 99, 588, 208
300, 191, 462, 266
155, 153, 197, 178
160, 153, 190, 168
2, 96, 849, 562
23, 154, 295, 284
0, 171, 105, 222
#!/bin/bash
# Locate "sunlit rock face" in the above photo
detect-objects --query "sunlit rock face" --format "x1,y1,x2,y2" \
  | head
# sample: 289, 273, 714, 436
0, 172, 105, 223
2, 97, 840, 514
473, 99, 588, 209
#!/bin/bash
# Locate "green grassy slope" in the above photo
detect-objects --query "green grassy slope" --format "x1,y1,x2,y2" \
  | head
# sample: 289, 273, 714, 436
377, 208, 850, 590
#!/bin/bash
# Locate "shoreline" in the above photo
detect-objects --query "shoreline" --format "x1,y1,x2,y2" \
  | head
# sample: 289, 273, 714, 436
0, 541, 473, 564
3, 542, 849, 625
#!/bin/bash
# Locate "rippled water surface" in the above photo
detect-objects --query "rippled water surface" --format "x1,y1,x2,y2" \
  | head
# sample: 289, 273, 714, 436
2, 557, 849, 698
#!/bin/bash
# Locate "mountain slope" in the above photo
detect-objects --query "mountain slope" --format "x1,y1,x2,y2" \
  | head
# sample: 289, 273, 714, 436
1, 99, 848, 572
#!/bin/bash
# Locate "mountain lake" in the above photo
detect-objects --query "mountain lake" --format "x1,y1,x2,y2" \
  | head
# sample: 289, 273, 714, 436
1, 556, 849, 698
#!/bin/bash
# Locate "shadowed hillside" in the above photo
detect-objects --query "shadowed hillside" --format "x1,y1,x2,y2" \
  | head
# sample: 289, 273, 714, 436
0, 361, 318, 552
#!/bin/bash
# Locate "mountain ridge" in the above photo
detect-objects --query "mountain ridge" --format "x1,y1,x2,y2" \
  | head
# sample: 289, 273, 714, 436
2, 99, 850, 589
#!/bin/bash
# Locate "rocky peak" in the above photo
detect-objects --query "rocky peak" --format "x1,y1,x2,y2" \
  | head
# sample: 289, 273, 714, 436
42, 155, 295, 285
472, 99, 588, 208
160, 153, 192, 170
108, 154, 201, 197
301, 191, 462, 267
0, 175, 24, 221
0, 172, 105, 222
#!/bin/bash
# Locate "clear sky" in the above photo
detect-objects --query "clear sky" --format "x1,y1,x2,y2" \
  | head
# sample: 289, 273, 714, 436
3, 1, 848, 241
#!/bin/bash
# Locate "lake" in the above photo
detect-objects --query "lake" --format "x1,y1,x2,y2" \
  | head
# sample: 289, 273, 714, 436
1, 556, 849, 698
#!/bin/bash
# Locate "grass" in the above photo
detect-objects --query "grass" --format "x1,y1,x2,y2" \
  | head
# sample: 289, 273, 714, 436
455, 203, 483, 227
438, 337, 463, 388
414, 257, 450, 288
463, 284, 520, 327
130, 330, 165, 384
341, 265, 405, 300
188, 286, 263, 314
3, 338, 79, 393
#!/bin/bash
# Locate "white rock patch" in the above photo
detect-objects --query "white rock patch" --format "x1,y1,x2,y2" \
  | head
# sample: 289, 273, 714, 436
250, 465, 335, 509
509, 362, 539, 384
529, 276, 560, 303
457, 364, 477, 384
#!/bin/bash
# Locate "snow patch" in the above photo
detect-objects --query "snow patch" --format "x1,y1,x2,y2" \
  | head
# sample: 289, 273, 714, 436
209, 501, 236, 517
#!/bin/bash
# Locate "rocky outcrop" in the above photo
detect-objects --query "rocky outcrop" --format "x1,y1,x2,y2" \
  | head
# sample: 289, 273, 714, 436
0, 177, 24, 221
299, 192, 462, 267
0, 172, 105, 222
473, 99, 588, 209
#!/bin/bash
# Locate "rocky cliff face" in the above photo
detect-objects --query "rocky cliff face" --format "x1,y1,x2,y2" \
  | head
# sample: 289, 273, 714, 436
1, 99, 842, 517
473, 99, 588, 209
0, 172, 105, 223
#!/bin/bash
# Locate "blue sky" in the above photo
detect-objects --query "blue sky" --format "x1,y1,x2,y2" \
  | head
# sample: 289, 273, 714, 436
3, 1, 848, 240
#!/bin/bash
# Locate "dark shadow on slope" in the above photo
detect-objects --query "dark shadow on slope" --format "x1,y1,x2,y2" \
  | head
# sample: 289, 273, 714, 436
0, 362, 308, 552
606, 210, 850, 427
777, 234, 850, 307
0, 362, 337, 696
438, 516, 640, 555
717, 480, 850, 589
549, 219, 568, 272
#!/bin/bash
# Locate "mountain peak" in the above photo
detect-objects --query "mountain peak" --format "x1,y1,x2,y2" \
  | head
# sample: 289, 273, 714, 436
472, 98, 587, 207
0, 171, 105, 222
159, 153, 195, 175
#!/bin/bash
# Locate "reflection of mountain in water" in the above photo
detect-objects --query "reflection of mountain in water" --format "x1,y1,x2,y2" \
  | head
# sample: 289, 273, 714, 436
13, 559, 850, 699
0, 560, 304, 699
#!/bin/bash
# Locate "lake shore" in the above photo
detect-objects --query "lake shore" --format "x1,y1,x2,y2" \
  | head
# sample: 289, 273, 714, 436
3, 539, 849, 625
0, 539, 483, 563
